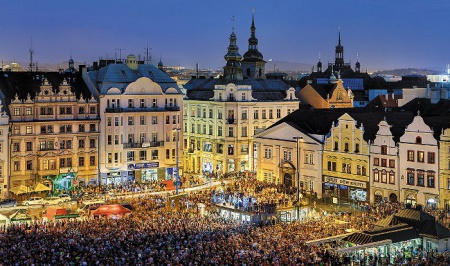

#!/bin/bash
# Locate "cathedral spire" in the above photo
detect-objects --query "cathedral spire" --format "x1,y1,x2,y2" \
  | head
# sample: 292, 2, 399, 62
338, 28, 341, 46
335, 28, 344, 68
251, 9, 255, 36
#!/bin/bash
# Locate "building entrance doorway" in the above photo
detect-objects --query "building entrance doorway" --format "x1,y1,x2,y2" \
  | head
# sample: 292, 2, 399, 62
283, 173, 293, 188
389, 193, 397, 203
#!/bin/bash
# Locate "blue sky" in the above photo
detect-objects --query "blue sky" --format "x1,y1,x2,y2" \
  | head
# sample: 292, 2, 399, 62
0, 0, 449, 71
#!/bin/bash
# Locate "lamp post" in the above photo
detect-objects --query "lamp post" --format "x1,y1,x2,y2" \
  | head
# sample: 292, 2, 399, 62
293, 136, 303, 220
174, 128, 181, 195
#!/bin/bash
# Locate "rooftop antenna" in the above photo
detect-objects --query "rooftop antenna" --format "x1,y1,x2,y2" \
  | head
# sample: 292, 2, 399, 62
115, 48, 126, 63
29, 37, 35, 72
144, 44, 152, 64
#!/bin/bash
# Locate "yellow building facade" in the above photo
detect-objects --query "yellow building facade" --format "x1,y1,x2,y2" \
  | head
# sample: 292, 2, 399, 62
322, 113, 370, 203
440, 128, 450, 210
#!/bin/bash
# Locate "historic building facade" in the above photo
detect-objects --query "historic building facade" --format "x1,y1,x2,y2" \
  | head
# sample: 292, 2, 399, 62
322, 113, 370, 203
98, 77, 183, 184
298, 78, 354, 109
440, 128, 450, 210
83, 55, 183, 185
369, 119, 400, 203
254, 122, 324, 198
183, 14, 299, 175
0, 98, 9, 199
8, 78, 100, 192
398, 114, 439, 207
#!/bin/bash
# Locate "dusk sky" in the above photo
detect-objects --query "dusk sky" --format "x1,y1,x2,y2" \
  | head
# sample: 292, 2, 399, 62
0, 0, 449, 72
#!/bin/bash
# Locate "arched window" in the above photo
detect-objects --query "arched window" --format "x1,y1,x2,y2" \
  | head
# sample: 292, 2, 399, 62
259, 68, 262, 78
416, 136, 422, 144
246, 68, 251, 77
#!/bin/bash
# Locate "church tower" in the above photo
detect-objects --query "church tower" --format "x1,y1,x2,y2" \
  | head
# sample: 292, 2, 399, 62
317, 53, 322, 73
223, 16, 243, 81
334, 31, 344, 69
355, 53, 361, 73
241, 10, 266, 79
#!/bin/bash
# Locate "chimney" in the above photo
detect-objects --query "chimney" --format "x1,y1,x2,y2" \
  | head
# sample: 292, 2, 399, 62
93, 62, 98, 70
79, 65, 86, 73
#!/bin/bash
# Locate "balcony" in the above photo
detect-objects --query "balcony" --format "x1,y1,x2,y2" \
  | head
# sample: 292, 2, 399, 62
123, 143, 143, 149
165, 106, 181, 111
105, 106, 180, 113
227, 118, 235, 124
123, 141, 165, 149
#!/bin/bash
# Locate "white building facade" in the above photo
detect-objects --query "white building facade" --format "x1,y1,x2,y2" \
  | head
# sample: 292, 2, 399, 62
99, 77, 183, 185
370, 119, 400, 203
398, 114, 439, 207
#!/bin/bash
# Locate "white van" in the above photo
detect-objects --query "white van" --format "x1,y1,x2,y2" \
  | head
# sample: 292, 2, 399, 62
77, 200, 105, 215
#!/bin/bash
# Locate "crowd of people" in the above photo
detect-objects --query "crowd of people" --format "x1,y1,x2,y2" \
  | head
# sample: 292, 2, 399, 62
2, 177, 450, 265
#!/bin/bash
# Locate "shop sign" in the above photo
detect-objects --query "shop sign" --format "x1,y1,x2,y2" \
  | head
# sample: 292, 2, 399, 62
324, 176, 366, 189
128, 162, 159, 170
111, 172, 121, 177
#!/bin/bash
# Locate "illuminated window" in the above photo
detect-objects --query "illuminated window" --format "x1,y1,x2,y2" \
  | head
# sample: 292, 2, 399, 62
417, 151, 424, 163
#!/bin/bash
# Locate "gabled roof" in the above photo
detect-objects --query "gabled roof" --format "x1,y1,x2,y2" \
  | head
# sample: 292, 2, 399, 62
0, 71, 93, 105
384, 208, 450, 239
270, 108, 416, 143
344, 208, 450, 246
184, 77, 290, 101
300, 83, 336, 100
366, 94, 402, 108
344, 223, 419, 245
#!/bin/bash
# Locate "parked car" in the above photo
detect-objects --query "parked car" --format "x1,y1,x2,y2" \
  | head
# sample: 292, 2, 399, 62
77, 200, 105, 215
0, 199, 17, 208
59, 194, 72, 202
22, 197, 45, 206
44, 196, 64, 205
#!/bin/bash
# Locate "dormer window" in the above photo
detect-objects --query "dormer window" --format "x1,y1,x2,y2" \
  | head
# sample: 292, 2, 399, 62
415, 136, 422, 144
242, 93, 246, 101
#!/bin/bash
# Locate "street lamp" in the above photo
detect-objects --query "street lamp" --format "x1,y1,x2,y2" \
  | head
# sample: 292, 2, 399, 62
174, 128, 181, 194
293, 136, 303, 219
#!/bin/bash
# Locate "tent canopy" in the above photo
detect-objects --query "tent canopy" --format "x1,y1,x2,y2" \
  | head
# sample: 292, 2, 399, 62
0, 213, 10, 223
33, 183, 51, 192
91, 204, 132, 216
9, 185, 29, 195
9, 209, 32, 221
